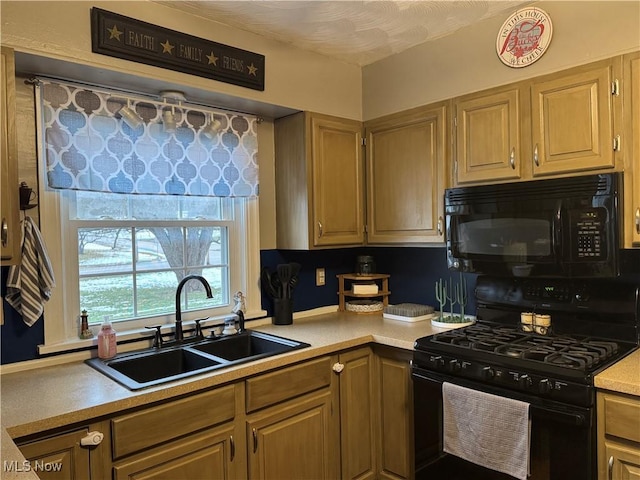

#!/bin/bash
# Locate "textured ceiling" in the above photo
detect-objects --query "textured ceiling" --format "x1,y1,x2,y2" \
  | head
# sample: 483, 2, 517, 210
155, 1, 533, 66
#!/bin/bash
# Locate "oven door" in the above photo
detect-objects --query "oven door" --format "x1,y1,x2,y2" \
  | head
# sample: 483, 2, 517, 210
413, 369, 595, 480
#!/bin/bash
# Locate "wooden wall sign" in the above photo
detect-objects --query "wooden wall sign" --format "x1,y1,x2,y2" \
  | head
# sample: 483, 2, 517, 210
91, 8, 265, 91
496, 7, 553, 68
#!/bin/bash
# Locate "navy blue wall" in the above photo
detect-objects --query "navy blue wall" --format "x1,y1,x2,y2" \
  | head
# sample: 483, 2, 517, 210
2, 247, 639, 365
1, 267, 45, 364
260, 246, 477, 316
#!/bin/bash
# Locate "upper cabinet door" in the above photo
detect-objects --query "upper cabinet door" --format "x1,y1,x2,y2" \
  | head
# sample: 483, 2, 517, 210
623, 51, 640, 248
531, 59, 617, 177
275, 112, 364, 249
365, 102, 448, 244
454, 86, 524, 185
1, 46, 20, 265
310, 114, 365, 247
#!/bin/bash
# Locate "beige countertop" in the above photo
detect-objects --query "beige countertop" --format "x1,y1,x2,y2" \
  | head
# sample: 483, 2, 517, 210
594, 348, 640, 397
2, 311, 637, 478
0, 310, 438, 475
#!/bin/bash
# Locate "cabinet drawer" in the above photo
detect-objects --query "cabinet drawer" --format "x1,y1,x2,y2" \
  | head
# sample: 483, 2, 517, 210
603, 393, 640, 443
112, 384, 236, 459
246, 356, 333, 413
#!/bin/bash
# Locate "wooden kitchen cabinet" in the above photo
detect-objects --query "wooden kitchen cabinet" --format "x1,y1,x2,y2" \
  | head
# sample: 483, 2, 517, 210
245, 356, 340, 479
338, 347, 377, 480
453, 57, 622, 186
454, 85, 526, 184
622, 51, 640, 248
113, 425, 238, 480
247, 390, 337, 479
364, 101, 448, 244
275, 111, 365, 249
111, 384, 245, 479
1, 46, 21, 265
530, 58, 619, 177
374, 346, 414, 480
597, 391, 640, 480
17, 426, 108, 480
14, 347, 414, 480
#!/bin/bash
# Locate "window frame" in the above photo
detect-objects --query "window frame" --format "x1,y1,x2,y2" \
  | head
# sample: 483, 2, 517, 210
36, 132, 264, 356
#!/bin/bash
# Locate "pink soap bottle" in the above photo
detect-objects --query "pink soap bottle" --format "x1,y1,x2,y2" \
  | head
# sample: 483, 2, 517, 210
97, 317, 117, 359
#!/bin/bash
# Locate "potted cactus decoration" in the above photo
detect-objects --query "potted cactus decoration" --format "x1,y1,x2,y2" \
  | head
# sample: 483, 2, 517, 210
433, 273, 474, 327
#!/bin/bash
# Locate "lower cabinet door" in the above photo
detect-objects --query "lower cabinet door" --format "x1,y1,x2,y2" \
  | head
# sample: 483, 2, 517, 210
339, 347, 376, 480
18, 429, 91, 480
604, 442, 640, 480
247, 390, 339, 479
376, 349, 413, 480
113, 425, 238, 480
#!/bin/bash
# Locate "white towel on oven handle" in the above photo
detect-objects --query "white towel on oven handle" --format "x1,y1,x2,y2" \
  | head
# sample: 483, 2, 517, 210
442, 382, 531, 480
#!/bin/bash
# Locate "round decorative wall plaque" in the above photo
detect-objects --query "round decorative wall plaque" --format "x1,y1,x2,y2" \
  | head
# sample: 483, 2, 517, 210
496, 7, 553, 68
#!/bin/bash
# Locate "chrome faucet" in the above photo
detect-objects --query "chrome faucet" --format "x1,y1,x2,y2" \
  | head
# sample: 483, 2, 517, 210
175, 275, 213, 342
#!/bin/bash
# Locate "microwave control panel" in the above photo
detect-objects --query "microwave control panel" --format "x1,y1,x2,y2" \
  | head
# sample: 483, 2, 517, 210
571, 209, 606, 260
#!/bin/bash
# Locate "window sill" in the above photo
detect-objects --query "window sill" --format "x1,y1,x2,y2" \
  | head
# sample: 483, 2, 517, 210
37, 310, 268, 356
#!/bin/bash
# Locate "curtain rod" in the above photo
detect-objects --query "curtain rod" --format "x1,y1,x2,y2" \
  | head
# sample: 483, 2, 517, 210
26, 75, 262, 122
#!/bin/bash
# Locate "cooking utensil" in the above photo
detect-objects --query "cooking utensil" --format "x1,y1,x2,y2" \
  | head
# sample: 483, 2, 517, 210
277, 263, 293, 299
288, 263, 301, 293
270, 271, 282, 298
261, 267, 278, 298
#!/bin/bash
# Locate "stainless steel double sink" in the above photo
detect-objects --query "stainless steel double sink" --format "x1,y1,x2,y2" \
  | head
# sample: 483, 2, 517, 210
85, 330, 310, 390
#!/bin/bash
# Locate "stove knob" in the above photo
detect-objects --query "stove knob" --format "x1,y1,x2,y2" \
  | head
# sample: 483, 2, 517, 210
575, 292, 590, 302
518, 374, 532, 389
448, 360, 461, 372
539, 379, 552, 394
481, 366, 495, 380
431, 356, 445, 368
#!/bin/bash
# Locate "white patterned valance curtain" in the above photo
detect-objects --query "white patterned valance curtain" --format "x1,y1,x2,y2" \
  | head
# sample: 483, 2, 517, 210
38, 79, 259, 197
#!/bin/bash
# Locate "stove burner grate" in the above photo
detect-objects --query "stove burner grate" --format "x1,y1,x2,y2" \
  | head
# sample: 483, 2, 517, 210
429, 323, 622, 372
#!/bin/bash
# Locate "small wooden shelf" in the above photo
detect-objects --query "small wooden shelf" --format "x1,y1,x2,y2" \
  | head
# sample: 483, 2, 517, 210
337, 273, 390, 312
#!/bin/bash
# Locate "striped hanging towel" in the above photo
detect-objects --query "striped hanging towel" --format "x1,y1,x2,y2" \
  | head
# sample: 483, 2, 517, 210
5, 216, 56, 326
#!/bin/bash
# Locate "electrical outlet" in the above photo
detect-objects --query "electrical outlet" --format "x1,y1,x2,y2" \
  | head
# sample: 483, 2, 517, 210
316, 268, 325, 286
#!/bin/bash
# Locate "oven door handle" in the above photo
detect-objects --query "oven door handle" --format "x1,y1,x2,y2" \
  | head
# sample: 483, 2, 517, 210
412, 369, 589, 427
529, 404, 586, 426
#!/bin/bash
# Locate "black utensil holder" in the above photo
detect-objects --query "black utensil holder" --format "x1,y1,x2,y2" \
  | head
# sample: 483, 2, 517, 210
273, 298, 293, 325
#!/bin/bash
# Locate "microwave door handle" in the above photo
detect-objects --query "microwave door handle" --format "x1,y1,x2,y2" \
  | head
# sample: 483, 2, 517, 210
553, 203, 563, 259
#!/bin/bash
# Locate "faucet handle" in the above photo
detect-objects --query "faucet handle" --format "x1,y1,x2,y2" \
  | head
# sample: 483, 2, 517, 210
145, 325, 163, 348
236, 310, 245, 333
194, 318, 204, 339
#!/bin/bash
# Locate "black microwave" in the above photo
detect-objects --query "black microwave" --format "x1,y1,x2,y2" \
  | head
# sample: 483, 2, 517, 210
445, 173, 622, 278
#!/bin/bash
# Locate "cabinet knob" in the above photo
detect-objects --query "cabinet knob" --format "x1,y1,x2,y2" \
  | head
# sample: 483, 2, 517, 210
80, 431, 104, 447
608, 455, 614, 480
437, 216, 443, 236
635, 207, 640, 234
509, 147, 516, 169
252, 428, 258, 453
332, 362, 344, 374
230, 435, 235, 461
533, 144, 539, 167
318, 221, 323, 238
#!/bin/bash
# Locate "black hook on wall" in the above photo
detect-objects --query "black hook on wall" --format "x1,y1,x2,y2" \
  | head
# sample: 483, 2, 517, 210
19, 182, 37, 210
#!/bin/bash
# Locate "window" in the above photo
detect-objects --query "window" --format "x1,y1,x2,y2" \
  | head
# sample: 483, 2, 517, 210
72, 191, 231, 324
36, 79, 263, 353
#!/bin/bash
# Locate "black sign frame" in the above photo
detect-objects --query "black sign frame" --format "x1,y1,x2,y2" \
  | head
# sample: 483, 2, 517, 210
91, 8, 265, 91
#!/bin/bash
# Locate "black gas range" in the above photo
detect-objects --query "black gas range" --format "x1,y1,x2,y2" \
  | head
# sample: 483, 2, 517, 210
411, 275, 639, 480
414, 275, 639, 406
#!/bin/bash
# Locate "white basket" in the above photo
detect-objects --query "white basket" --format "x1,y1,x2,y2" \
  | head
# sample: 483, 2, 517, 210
346, 299, 384, 313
